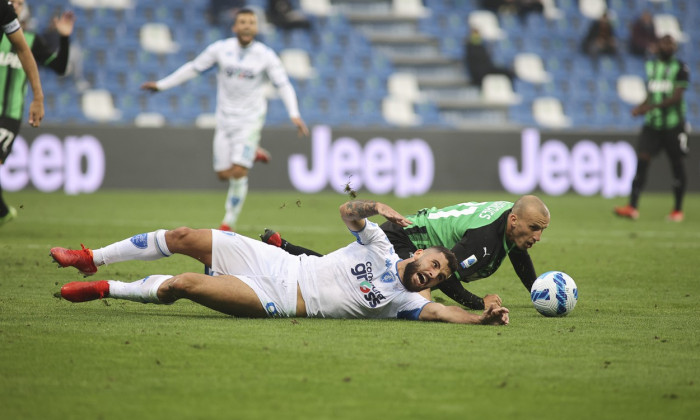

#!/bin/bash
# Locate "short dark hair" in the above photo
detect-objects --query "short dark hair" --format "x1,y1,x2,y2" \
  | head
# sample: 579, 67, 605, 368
427, 245, 458, 277
235, 8, 256, 19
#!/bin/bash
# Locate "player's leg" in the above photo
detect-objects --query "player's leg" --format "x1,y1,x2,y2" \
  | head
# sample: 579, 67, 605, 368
61, 272, 268, 318
0, 121, 20, 227
51, 227, 214, 275
218, 163, 249, 231
664, 127, 688, 220
214, 120, 263, 231
260, 229, 324, 256
615, 127, 657, 219
630, 127, 661, 208
158, 273, 267, 317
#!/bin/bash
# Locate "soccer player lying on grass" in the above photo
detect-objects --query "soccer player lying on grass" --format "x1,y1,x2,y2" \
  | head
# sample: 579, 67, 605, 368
261, 195, 550, 311
51, 200, 510, 325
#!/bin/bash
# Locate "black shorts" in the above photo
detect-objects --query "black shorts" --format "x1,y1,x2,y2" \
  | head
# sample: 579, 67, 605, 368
0, 117, 21, 162
380, 221, 417, 259
637, 125, 689, 159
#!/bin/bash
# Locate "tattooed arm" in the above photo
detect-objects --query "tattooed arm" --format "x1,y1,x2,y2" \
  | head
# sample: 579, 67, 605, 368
339, 200, 412, 231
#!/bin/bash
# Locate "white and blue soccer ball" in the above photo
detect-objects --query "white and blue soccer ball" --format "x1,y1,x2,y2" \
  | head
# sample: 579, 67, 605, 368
530, 271, 578, 317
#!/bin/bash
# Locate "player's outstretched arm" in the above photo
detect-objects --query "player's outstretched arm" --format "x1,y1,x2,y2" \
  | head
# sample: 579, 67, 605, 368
419, 302, 509, 325
140, 81, 160, 92
339, 200, 411, 231
291, 116, 309, 137
8, 28, 43, 126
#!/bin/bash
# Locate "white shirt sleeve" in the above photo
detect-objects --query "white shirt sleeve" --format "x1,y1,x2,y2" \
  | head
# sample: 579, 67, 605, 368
156, 41, 221, 91
155, 61, 199, 91
265, 51, 301, 119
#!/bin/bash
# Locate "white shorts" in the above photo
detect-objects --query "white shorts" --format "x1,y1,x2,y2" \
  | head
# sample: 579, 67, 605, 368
212, 118, 264, 171
210, 229, 300, 317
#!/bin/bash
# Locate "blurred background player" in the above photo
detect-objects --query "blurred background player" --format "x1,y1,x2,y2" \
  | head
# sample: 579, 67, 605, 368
141, 8, 308, 231
614, 34, 690, 222
262, 196, 550, 310
1, 0, 73, 227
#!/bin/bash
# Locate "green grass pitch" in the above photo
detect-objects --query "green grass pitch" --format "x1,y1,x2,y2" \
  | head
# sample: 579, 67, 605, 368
1, 190, 698, 420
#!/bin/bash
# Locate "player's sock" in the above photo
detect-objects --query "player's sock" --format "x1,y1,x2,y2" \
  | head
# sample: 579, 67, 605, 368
0, 180, 8, 217
283, 240, 324, 257
671, 159, 686, 212
222, 177, 248, 228
107, 275, 172, 304
92, 230, 171, 266
629, 160, 649, 208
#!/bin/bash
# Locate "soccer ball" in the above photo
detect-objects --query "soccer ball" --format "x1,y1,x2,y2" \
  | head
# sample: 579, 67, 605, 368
530, 271, 578, 317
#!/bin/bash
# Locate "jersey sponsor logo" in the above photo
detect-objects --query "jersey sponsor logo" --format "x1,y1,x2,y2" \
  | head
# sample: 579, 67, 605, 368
0, 51, 22, 69
352, 262, 386, 307
460, 255, 477, 269
224, 66, 255, 79
648, 80, 673, 94
130, 233, 149, 249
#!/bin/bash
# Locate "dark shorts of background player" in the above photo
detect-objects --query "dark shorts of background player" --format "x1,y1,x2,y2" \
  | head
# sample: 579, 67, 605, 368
637, 124, 688, 160
0, 117, 22, 162
380, 221, 417, 259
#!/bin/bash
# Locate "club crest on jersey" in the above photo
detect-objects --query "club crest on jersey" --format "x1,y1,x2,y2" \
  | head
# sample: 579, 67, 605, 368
460, 255, 478, 269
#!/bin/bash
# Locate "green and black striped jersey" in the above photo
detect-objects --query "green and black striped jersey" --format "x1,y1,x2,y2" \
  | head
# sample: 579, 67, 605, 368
0, 29, 68, 122
643, 57, 690, 130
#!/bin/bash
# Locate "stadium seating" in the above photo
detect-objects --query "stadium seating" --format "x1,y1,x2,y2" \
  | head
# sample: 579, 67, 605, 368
514, 53, 552, 84
532, 96, 571, 128
139, 23, 179, 54
617, 75, 647, 105
28, 0, 697, 131
382, 97, 421, 127
81, 89, 122, 122
481, 75, 521, 105
468, 10, 505, 41
280, 49, 317, 80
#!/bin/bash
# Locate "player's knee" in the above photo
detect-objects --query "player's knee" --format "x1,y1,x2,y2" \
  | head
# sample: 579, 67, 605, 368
217, 166, 248, 180
165, 226, 196, 249
163, 272, 200, 298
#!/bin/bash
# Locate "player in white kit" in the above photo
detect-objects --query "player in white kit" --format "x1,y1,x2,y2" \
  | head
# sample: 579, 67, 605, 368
141, 8, 308, 231
51, 200, 510, 325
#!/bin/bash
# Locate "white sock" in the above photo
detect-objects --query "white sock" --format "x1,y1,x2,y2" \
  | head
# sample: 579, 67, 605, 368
93, 230, 171, 266
107, 275, 172, 304
223, 177, 248, 228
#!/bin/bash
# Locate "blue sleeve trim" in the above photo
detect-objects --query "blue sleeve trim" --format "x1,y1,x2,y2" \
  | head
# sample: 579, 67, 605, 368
349, 219, 369, 244
397, 302, 430, 321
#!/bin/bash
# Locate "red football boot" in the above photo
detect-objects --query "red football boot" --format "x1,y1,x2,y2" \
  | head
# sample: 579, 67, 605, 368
50, 244, 98, 276
61, 280, 110, 302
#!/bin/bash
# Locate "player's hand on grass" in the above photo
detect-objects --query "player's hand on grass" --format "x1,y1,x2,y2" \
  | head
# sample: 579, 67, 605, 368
377, 202, 412, 227
28, 98, 44, 127
483, 294, 502, 308
140, 81, 160, 92
291, 117, 309, 137
480, 304, 509, 325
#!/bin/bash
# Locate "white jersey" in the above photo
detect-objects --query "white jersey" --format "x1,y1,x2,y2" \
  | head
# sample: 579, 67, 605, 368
158, 37, 299, 128
299, 221, 431, 320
